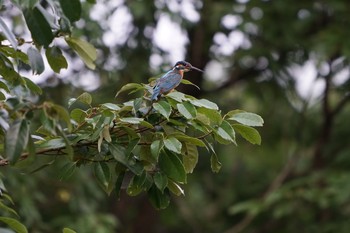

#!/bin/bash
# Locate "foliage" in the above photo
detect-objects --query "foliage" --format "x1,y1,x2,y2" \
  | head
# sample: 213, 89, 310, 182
2, 0, 350, 232
0, 0, 264, 232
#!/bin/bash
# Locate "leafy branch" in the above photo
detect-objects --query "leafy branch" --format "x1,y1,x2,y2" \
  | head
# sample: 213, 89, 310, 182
1, 80, 263, 210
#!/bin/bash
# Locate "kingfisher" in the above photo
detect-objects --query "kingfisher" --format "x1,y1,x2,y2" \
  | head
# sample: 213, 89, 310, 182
151, 61, 203, 101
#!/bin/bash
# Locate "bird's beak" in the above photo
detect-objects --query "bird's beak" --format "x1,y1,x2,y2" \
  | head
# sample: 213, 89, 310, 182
191, 66, 204, 72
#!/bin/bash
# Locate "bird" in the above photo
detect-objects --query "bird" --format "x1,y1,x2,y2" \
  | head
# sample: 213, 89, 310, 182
151, 61, 203, 101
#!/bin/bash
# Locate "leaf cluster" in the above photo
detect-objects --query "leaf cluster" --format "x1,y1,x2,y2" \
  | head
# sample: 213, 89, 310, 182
1, 81, 263, 209
0, 0, 97, 79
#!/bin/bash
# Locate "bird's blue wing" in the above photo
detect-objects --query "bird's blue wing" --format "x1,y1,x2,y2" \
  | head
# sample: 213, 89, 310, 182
151, 70, 182, 101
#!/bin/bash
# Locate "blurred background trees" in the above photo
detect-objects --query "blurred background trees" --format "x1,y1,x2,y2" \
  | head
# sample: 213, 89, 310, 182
1, 0, 350, 232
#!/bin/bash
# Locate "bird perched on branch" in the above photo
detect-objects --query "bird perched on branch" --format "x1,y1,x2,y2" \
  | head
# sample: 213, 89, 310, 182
151, 61, 203, 101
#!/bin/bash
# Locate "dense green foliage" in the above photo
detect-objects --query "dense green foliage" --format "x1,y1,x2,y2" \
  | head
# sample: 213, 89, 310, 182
1, 0, 350, 232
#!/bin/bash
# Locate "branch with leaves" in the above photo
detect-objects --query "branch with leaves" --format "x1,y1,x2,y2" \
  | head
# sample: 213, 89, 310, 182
1, 82, 263, 208
0, 1, 265, 232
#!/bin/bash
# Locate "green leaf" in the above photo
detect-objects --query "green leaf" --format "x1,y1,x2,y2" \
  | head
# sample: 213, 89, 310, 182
0, 217, 28, 233
163, 137, 182, 154
233, 124, 262, 145
101, 103, 121, 111
58, 162, 76, 180
150, 140, 163, 161
23, 7, 54, 47
139, 145, 155, 163
70, 108, 87, 124
167, 179, 185, 196
171, 134, 206, 147
159, 150, 186, 183
108, 142, 143, 175
206, 141, 221, 173
22, 77, 42, 95
0, 47, 29, 64
183, 143, 198, 173
59, 0, 82, 22
63, 227, 77, 233
25, 135, 36, 162
11, 0, 37, 9
147, 185, 170, 209
210, 153, 222, 173
180, 79, 200, 90
125, 138, 140, 156
115, 83, 144, 97
197, 107, 222, 126
5, 119, 30, 164
27, 47, 44, 75
227, 111, 264, 127
24, 159, 55, 174
56, 126, 74, 160
65, 37, 97, 69
1, 194, 14, 204
35, 3, 59, 30
0, 91, 6, 100
153, 101, 171, 119
153, 172, 168, 193
0, 17, 18, 49
45, 46, 68, 73
133, 97, 143, 112
0, 201, 19, 217
114, 171, 125, 200
215, 120, 236, 144
94, 162, 111, 192
77, 92, 92, 105
0, 80, 10, 93
177, 102, 197, 119
120, 117, 144, 124
139, 120, 154, 129
29, 160, 55, 174
127, 172, 146, 196
190, 98, 219, 110
36, 138, 65, 150
166, 91, 186, 102
59, 14, 71, 33
52, 104, 72, 132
